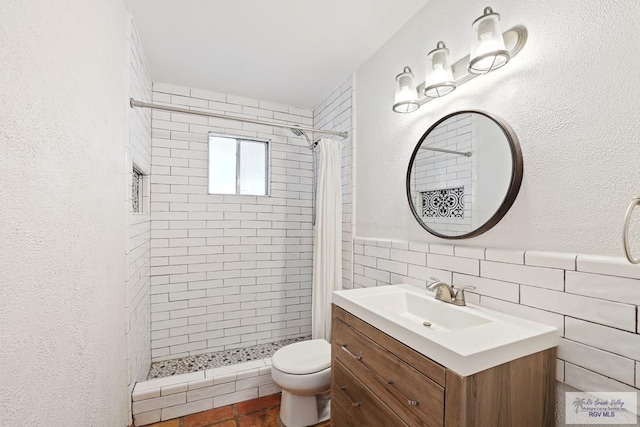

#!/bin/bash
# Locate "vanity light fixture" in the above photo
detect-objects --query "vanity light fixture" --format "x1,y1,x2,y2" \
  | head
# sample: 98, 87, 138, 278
392, 6, 527, 113
468, 7, 510, 74
393, 66, 420, 113
424, 41, 456, 98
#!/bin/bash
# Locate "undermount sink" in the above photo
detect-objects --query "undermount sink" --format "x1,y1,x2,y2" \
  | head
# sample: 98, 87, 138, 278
332, 284, 559, 376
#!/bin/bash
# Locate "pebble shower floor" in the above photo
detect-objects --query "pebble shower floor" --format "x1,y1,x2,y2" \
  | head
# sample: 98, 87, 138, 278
148, 336, 309, 379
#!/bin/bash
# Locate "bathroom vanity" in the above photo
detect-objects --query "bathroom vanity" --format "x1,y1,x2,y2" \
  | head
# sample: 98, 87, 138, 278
331, 285, 558, 427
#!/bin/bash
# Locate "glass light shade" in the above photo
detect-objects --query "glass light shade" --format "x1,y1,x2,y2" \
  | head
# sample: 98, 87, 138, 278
393, 66, 420, 113
468, 7, 510, 74
424, 41, 456, 98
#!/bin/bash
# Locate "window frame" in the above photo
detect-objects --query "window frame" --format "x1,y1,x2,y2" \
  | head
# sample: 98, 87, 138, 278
207, 132, 271, 196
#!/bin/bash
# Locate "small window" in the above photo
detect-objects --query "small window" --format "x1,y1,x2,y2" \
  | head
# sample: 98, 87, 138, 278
208, 134, 269, 195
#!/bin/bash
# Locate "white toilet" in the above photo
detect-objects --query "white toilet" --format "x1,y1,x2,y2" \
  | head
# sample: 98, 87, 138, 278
271, 339, 332, 427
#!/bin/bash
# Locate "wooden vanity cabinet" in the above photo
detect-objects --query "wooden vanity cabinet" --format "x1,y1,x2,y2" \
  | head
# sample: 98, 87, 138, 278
331, 305, 556, 427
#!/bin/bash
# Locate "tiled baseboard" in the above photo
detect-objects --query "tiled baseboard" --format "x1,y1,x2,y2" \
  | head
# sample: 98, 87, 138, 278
132, 358, 280, 425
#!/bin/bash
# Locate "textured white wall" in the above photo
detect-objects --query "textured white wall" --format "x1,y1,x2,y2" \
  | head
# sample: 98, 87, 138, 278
356, 0, 640, 256
0, 1, 129, 426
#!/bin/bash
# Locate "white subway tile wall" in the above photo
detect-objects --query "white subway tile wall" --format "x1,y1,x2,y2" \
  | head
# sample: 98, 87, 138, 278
149, 83, 314, 361
132, 359, 279, 425
352, 238, 640, 395
126, 13, 152, 415
313, 77, 353, 289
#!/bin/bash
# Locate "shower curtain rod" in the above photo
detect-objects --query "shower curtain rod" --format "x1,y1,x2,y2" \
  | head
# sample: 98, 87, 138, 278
420, 146, 472, 157
129, 98, 348, 139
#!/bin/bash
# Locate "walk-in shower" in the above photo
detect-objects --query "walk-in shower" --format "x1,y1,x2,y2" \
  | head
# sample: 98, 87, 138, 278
130, 98, 347, 378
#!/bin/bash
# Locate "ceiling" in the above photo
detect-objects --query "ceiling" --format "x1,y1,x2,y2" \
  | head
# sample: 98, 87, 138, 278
126, 0, 429, 108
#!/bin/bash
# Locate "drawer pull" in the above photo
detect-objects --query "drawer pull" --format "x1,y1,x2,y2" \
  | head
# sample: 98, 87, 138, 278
386, 379, 420, 407
339, 385, 361, 407
341, 344, 362, 361
341, 340, 420, 408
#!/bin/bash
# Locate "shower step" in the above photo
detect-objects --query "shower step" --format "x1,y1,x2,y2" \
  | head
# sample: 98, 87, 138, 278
132, 358, 279, 426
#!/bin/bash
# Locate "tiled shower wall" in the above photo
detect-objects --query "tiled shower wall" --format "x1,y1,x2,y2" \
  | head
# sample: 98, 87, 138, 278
411, 113, 473, 235
313, 77, 354, 289
149, 83, 314, 361
353, 237, 640, 400
126, 13, 152, 394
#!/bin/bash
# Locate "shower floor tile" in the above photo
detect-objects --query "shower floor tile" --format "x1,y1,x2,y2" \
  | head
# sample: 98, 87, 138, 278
148, 336, 310, 379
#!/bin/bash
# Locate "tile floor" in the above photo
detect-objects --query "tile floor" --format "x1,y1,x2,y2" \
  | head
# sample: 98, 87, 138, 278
144, 393, 331, 427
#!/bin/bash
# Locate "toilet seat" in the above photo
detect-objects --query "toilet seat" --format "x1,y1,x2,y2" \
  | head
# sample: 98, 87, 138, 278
272, 339, 331, 375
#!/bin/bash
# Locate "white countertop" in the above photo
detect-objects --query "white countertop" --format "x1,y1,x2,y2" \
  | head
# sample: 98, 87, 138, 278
333, 284, 559, 376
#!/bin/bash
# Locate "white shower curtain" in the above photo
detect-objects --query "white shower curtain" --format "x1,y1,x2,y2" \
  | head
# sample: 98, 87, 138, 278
312, 138, 343, 342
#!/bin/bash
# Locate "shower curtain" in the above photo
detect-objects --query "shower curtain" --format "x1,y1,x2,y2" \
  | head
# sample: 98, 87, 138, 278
312, 138, 343, 342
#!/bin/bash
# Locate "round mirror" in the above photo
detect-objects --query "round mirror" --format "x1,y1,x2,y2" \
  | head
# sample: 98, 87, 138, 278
406, 110, 523, 239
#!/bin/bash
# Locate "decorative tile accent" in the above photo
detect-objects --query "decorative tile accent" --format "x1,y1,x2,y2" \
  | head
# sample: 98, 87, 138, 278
421, 187, 464, 218
148, 336, 309, 379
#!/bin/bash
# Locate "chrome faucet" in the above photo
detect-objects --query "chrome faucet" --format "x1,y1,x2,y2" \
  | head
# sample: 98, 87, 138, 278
427, 277, 476, 306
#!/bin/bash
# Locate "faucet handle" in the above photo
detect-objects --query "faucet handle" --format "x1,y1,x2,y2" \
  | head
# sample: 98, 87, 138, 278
426, 276, 440, 291
453, 286, 476, 306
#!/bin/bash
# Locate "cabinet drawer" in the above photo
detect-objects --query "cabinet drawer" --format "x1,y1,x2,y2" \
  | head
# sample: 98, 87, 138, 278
332, 359, 408, 427
333, 305, 446, 386
333, 317, 444, 427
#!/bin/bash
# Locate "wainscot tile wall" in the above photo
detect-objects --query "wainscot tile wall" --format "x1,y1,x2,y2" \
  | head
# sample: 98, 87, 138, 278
126, 13, 152, 422
131, 359, 279, 425
149, 83, 314, 361
313, 76, 354, 290
352, 237, 640, 410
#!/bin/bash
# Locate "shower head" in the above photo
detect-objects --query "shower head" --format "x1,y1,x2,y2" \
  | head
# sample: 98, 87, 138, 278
290, 127, 315, 151
290, 127, 304, 137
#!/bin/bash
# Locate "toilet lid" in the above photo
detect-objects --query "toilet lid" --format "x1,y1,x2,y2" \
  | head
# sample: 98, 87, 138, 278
271, 339, 331, 375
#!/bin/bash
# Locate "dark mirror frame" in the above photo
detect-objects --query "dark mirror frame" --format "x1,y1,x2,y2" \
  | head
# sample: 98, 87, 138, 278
406, 110, 524, 239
